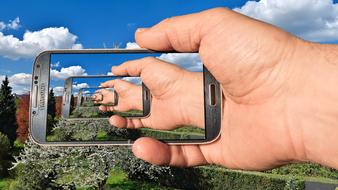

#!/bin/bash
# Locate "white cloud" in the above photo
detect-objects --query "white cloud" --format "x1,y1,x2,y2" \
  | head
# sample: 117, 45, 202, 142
72, 83, 89, 90
0, 17, 20, 31
53, 83, 90, 96
157, 53, 202, 72
53, 86, 64, 96
0, 27, 83, 60
82, 90, 91, 94
0, 22, 5, 31
0, 73, 32, 95
51, 66, 87, 80
51, 61, 60, 68
7, 17, 20, 30
107, 72, 114, 75
234, 0, 338, 42
121, 77, 142, 85
9, 73, 31, 86
125, 42, 140, 49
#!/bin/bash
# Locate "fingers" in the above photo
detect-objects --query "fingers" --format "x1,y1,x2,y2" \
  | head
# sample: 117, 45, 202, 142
101, 79, 143, 111
91, 93, 103, 103
99, 105, 114, 112
135, 8, 230, 52
111, 57, 184, 97
110, 57, 160, 77
109, 115, 127, 128
111, 56, 182, 77
132, 137, 208, 167
109, 115, 145, 129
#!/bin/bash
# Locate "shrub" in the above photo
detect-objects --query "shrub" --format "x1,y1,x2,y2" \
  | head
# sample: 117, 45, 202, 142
266, 163, 338, 180
12, 136, 171, 189
0, 132, 11, 178
47, 119, 140, 142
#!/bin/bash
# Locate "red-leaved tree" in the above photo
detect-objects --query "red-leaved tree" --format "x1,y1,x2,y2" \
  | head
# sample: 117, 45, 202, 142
16, 94, 30, 142
55, 96, 62, 118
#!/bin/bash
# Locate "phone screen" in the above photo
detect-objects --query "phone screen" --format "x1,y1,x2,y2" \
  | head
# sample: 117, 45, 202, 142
46, 52, 206, 142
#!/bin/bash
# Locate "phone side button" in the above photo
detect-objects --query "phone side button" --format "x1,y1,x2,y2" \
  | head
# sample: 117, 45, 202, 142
33, 85, 38, 108
65, 92, 69, 103
209, 84, 216, 106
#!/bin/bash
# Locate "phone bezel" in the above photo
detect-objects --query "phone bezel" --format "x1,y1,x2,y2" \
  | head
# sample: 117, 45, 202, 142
29, 49, 222, 145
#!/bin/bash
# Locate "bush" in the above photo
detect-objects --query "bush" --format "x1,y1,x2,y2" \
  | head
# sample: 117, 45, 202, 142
13, 139, 24, 149
47, 119, 140, 142
0, 132, 11, 178
266, 163, 338, 180
12, 137, 171, 189
150, 166, 305, 190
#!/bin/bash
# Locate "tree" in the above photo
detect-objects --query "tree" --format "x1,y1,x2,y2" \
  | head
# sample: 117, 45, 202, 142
55, 96, 62, 118
16, 94, 30, 142
48, 89, 56, 119
70, 94, 76, 112
47, 89, 56, 133
0, 132, 10, 177
0, 76, 17, 143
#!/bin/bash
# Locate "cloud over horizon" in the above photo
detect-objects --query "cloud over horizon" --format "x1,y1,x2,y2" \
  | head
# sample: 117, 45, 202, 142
157, 53, 202, 72
0, 27, 83, 60
51, 66, 88, 80
0, 73, 32, 95
234, 0, 338, 42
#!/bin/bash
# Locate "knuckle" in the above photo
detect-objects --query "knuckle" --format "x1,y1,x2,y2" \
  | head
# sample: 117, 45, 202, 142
142, 56, 157, 62
208, 7, 229, 15
159, 16, 177, 25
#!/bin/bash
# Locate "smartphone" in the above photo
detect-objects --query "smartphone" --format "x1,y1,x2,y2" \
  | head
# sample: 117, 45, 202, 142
29, 49, 222, 145
61, 76, 150, 119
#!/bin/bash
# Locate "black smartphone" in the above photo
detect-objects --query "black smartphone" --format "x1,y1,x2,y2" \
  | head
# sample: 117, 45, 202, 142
29, 49, 222, 145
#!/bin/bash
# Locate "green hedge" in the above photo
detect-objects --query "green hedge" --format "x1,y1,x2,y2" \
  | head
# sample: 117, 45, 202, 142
150, 165, 338, 190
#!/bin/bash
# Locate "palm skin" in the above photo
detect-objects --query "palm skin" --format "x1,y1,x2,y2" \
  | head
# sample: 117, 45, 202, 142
109, 8, 338, 170
101, 59, 204, 130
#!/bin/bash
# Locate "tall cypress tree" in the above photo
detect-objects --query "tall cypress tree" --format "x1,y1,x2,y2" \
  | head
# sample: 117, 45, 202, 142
47, 89, 56, 133
48, 89, 56, 119
70, 94, 75, 112
0, 76, 18, 143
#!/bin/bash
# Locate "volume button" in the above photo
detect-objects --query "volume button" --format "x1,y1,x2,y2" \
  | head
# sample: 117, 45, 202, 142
33, 85, 38, 108
65, 92, 69, 103
209, 84, 216, 106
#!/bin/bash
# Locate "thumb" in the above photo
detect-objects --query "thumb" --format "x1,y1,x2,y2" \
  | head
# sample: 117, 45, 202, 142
101, 79, 143, 111
132, 137, 208, 167
135, 8, 231, 52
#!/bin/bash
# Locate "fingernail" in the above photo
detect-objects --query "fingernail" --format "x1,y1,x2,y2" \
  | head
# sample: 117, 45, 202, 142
136, 28, 148, 33
109, 117, 115, 126
132, 143, 142, 158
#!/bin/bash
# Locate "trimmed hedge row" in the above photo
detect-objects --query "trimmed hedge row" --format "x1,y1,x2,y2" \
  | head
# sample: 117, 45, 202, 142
147, 166, 338, 190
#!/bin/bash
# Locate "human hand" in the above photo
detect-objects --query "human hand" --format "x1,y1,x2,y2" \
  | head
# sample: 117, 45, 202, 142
125, 8, 338, 170
102, 60, 204, 130
93, 84, 141, 113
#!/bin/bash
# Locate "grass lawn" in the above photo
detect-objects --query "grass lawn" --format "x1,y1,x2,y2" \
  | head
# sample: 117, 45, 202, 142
0, 178, 13, 190
104, 169, 175, 190
76, 169, 176, 190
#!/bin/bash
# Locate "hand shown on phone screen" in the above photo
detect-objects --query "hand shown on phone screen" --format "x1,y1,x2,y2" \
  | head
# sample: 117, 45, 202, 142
100, 58, 204, 130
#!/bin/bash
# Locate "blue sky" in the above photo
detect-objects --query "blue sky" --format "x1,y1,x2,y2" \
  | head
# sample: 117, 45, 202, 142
1, 0, 338, 94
